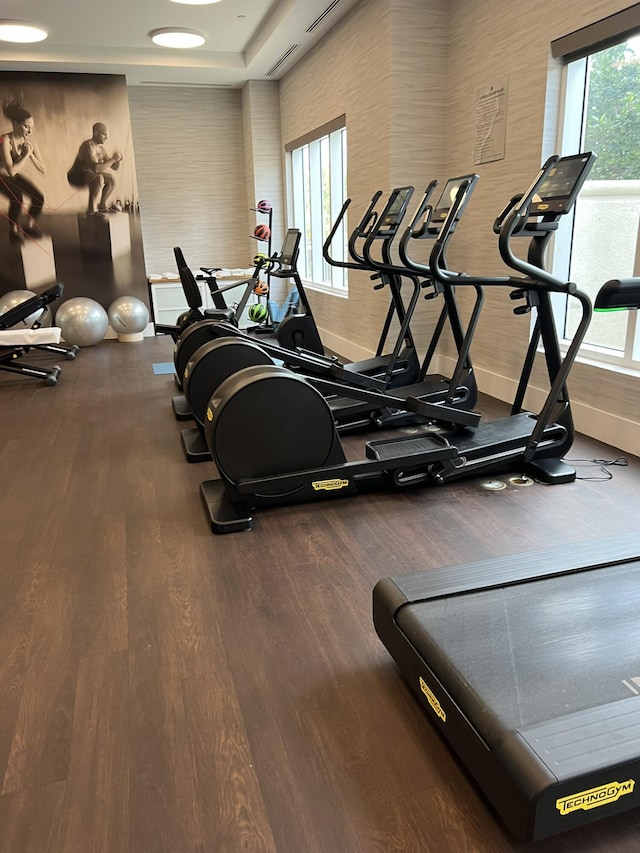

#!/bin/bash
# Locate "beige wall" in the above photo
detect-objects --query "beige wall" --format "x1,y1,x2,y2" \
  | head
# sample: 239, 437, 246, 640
127, 86, 248, 275
442, 0, 640, 454
279, 0, 449, 360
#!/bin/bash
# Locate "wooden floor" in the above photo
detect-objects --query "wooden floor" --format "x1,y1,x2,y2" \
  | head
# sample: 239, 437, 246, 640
1, 335, 640, 853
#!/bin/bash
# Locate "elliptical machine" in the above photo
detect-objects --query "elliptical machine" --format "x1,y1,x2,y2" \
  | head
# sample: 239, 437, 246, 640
173, 187, 484, 461
321, 176, 482, 427
196, 153, 596, 532
276, 187, 425, 388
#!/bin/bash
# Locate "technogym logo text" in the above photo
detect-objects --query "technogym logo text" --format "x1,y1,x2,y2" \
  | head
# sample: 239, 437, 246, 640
312, 478, 349, 491
419, 677, 446, 722
556, 780, 635, 815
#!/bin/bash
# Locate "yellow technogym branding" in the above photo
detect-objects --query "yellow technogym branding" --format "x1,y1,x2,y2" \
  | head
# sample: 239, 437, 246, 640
556, 780, 635, 815
206, 407, 213, 422
311, 478, 349, 491
419, 677, 446, 722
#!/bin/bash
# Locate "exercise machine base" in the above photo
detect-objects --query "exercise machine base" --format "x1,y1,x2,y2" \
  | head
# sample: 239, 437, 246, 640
180, 427, 211, 463
526, 456, 576, 484
200, 479, 252, 533
171, 394, 193, 421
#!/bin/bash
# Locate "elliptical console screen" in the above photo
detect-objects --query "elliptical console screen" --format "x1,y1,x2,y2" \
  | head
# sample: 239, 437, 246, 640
279, 229, 301, 266
379, 187, 413, 231
530, 153, 595, 215
429, 174, 477, 231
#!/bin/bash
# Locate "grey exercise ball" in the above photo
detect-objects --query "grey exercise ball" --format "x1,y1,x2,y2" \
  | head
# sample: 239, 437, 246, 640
0, 289, 48, 327
108, 295, 149, 337
55, 297, 109, 347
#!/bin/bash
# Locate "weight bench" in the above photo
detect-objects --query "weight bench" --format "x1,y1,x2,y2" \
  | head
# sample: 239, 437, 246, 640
0, 283, 69, 385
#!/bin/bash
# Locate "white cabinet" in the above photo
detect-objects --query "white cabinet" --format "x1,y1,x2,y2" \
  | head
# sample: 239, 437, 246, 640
148, 278, 204, 328
148, 273, 256, 330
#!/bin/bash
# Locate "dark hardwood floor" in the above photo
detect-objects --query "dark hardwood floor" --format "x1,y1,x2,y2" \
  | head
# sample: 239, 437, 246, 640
1, 335, 640, 852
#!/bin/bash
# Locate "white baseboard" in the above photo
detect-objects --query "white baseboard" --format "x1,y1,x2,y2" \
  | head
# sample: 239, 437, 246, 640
438, 354, 640, 458
320, 328, 381, 363
318, 327, 640, 458
105, 322, 155, 339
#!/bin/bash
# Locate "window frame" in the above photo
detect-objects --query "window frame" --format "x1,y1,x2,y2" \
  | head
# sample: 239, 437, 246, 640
551, 18, 640, 373
285, 116, 348, 296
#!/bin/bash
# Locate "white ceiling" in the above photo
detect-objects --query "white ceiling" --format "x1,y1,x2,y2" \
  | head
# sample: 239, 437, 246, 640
0, 0, 361, 87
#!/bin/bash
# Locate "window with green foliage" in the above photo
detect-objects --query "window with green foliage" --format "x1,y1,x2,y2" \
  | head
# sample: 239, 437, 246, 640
584, 42, 640, 180
556, 36, 640, 369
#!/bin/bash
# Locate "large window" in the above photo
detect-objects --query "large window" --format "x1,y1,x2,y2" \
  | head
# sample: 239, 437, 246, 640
553, 17, 640, 370
286, 117, 348, 293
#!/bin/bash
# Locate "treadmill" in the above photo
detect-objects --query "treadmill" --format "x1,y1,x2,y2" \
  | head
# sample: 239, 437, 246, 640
372, 188, 640, 842
373, 532, 640, 841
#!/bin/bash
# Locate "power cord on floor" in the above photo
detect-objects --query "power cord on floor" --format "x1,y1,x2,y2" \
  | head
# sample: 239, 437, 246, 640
565, 456, 629, 481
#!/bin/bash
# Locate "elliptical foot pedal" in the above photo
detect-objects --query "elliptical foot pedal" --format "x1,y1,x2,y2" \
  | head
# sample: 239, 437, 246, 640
200, 480, 252, 533
180, 427, 212, 463
526, 457, 576, 484
171, 394, 193, 421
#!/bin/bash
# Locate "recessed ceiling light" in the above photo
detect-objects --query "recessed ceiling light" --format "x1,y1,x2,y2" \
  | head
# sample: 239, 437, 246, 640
149, 28, 206, 49
169, 0, 221, 4
0, 21, 48, 43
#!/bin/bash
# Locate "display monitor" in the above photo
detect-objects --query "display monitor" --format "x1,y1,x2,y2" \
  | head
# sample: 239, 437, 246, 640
530, 152, 595, 215
430, 174, 478, 230
279, 229, 301, 267
377, 186, 413, 234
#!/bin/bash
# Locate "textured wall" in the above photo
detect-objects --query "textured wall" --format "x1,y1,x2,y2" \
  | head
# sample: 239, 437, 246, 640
442, 0, 640, 452
279, 0, 449, 360
242, 80, 285, 249
241, 80, 288, 304
127, 86, 248, 275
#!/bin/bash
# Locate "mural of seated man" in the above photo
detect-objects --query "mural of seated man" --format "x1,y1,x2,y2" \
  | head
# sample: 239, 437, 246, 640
67, 122, 123, 219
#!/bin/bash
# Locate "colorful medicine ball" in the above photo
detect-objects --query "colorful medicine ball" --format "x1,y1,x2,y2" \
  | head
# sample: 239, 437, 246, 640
248, 303, 269, 323
254, 224, 271, 241
256, 199, 272, 213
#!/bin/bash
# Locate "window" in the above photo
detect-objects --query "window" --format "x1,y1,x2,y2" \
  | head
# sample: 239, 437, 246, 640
553, 15, 640, 370
286, 117, 347, 293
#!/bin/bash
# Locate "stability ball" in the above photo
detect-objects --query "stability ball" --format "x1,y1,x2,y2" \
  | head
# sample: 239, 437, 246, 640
55, 297, 109, 347
0, 289, 49, 327
108, 295, 149, 342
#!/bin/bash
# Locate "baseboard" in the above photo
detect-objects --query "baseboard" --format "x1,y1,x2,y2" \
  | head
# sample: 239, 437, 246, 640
318, 327, 640, 458
105, 322, 155, 339
437, 354, 640, 458
320, 328, 389, 363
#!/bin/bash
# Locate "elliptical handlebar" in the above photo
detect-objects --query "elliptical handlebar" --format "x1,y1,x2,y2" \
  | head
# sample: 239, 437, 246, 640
492, 194, 523, 235
361, 186, 418, 276
348, 191, 384, 265
428, 177, 498, 286
496, 155, 577, 291
323, 193, 382, 272
397, 181, 442, 275
406, 181, 439, 239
